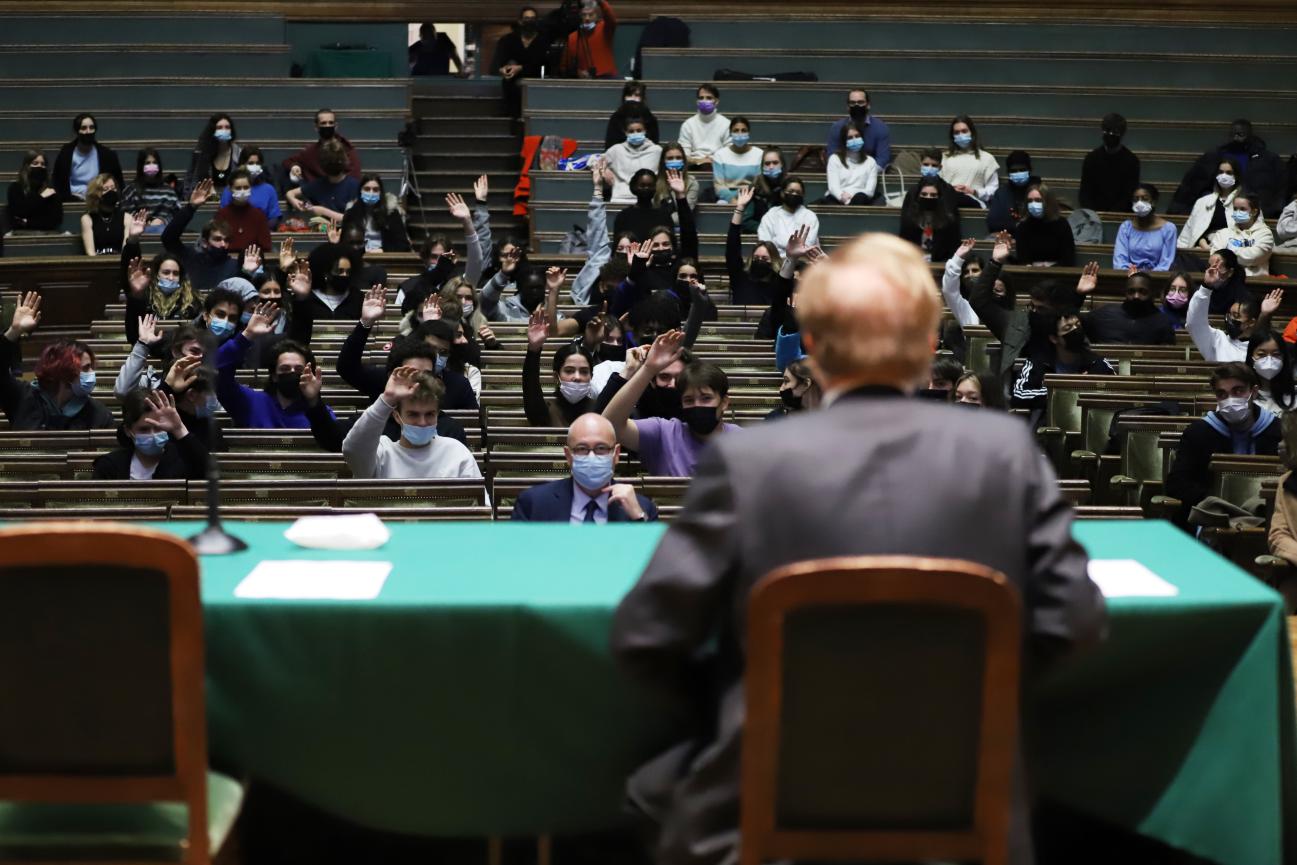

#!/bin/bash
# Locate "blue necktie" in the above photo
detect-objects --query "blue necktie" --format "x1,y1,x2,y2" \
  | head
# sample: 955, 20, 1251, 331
584, 500, 599, 524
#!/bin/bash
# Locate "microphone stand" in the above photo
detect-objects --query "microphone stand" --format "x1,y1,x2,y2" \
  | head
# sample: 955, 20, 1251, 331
188, 408, 247, 555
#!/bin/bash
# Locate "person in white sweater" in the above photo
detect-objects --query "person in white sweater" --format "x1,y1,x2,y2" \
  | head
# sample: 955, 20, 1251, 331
940, 115, 999, 207
757, 176, 819, 257
1277, 196, 1297, 248
677, 83, 730, 167
1176, 158, 1240, 251
601, 118, 662, 205
342, 366, 482, 480
1185, 261, 1259, 363
941, 238, 982, 327
1207, 189, 1275, 277
825, 122, 880, 205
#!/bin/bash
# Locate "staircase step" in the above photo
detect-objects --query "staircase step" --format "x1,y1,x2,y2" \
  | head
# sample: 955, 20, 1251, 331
414, 153, 522, 172
418, 117, 515, 135
414, 95, 509, 116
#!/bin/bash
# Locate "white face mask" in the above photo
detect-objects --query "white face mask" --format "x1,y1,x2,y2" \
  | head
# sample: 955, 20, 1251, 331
1131, 200, 1153, 217
1217, 395, 1252, 424
559, 380, 591, 404
1255, 356, 1283, 380
1217, 172, 1237, 190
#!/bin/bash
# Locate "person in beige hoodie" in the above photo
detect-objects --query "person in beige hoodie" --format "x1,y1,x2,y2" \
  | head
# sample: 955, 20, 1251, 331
1266, 412, 1297, 567
1208, 188, 1275, 277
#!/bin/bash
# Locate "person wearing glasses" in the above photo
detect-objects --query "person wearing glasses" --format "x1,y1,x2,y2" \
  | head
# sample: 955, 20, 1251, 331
511, 413, 659, 522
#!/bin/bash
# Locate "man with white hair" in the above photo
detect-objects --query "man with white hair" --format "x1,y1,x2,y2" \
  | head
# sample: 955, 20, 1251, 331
610, 233, 1107, 865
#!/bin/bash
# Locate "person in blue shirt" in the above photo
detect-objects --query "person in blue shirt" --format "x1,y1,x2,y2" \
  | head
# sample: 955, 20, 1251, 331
219, 146, 281, 227
824, 88, 890, 168
1113, 182, 1179, 272
215, 301, 334, 429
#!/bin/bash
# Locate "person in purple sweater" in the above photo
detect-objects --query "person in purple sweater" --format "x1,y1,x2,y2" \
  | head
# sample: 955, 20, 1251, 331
215, 301, 334, 428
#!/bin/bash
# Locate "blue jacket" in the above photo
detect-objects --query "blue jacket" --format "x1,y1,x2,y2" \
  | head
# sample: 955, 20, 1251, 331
219, 182, 282, 226
215, 333, 333, 429
511, 477, 659, 522
775, 326, 805, 373
826, 115, 891, 167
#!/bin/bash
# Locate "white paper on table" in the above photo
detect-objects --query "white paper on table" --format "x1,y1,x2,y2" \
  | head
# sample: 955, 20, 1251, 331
234, 560, 393, 600
1086, 559, 1179, 598
283, 512, 390, 550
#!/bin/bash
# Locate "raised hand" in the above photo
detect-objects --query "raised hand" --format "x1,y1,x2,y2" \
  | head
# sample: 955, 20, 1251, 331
804, 245, 827, 264
1076, 261, 1100, 295
326, 218, 342, 245
735, 185, 755, 211
299, 363, 323, 404
604, 483, 645, 520
785, 224, 812, 259
164, 355, 202, 394
8, 290, 41, 338
188, 178, 213, 208
666, 168, 685, 197
360, 284, 387, 326
957, 237, 977, 258
527, 305, 549, 351
128, 209, 149, 239
477, 324, 496, 344
144, 389, 184, 434
446, 192, 471, 222
545, 265, 568, 292
991, 230, 1014, 264
138, 314, 162, 346
383, 365, 423, 404
623, 344, 648, 378
644, 329, 685, 374
1263, 288, 1285, 317
632, 239, 652, 263
278, 237, 296, 269
242, 243, 262, 274
127, 256, 152, 297
473, 175, 489, 203
421, 292, 443, 321
288, 264, 312, 299
242, 301, 278, 338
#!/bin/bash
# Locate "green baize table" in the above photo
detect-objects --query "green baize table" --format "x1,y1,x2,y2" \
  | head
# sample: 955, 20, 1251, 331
180, 520, 1296, 865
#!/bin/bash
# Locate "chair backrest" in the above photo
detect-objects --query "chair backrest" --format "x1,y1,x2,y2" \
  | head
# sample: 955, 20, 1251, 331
740, 556, 1021, 865
0, 523, 208, 864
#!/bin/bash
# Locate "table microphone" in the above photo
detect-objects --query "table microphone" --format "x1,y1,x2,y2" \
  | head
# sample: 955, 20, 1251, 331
188, 403, 247, 555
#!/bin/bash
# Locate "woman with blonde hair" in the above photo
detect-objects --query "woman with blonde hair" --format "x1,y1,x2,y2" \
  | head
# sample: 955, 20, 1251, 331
81, 173, 126, 256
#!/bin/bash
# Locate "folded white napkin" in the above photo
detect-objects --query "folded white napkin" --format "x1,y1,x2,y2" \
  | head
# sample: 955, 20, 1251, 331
284, 513, 390, 550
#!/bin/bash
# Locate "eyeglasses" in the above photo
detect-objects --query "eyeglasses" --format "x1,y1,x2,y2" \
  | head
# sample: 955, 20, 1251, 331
571, 445, 614, 456
500, 250, 521, 260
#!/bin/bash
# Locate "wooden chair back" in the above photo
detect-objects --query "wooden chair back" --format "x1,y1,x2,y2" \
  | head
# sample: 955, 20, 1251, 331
0, 523, 210, 864
740, 556, 1021, 865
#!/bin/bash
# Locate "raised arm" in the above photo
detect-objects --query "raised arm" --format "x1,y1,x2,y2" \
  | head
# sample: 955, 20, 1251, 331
446, 192, 483, 287
472, 174, 495, 265
1185, 282, 1217, 360
572, 164, 610, 305
669, 169, 698, 260
523, 308, 553, 426
726, 186, 754, 283
968, 232, 1013, 340
163, 180, 210, 254
942, 239, 981, 327
604, 330, 683, 453
0, 292, 40, 420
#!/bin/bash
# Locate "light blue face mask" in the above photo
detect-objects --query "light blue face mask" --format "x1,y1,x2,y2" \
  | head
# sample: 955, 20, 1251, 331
1026, 201, 1045, 218
209, 318, 236, 338
195, 395, 221, 418
1232, 209, 1253, 225
665, 159, 685, 171
133, 430, 169, 456
1009, 170, 1031, 186
571, 453, 614, 491
73, 370, 96, 397
214, 128, 232, 142
920, 165, 940, 178
953, 132, 973, 149
626, 132, 646, 147
158, 276, 181, 295
435, 355, 448, 374
580, 21, 596, 30
402, 423, 438, 446
845, 137, 864, 153
762, 166, 782, 179
360, 191, 381, 205
731, 133, 750, 147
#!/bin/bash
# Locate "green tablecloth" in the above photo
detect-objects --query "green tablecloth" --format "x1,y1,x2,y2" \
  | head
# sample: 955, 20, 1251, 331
305, 48, 393, 78
176, 519, 1294, 864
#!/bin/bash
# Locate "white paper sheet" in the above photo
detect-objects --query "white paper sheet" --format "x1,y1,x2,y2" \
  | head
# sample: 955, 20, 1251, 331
283, 513, 390, 550
1086, 559, 1179, 598
234, 560, 393, 600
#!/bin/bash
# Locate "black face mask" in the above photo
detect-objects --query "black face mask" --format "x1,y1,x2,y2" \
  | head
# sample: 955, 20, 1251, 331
779, 388, 802, 410
674, 279, 696, 296
318, 126, 336, 140
521, 290, 546, 311
918, 197, 938, 211
77, 132, 95, 147
28, 167, 47, 187
99, 190, 119, 211
783, 192, 804, 210
599, 342, 627, 363
639, 383, 681, 419
849, 106, 868, 123
329, 274, 351, 293
1028, 310, 1054, 339
649, 250, 673, 268
519, 19, 538, 33
633, 187, 655, 205
1123, 298, 1156, 317
274, 372, 302, 400
1062, 330, 1088, 353
994, 290, 1016, 311
682, 405, 721, 436
749, 258, 773, 279
1102, 132, 1122, 148
1224, 317, 1245, 339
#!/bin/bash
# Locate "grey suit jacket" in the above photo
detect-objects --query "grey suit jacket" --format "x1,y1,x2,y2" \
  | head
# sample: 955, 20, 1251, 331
610, 388, 1107, 865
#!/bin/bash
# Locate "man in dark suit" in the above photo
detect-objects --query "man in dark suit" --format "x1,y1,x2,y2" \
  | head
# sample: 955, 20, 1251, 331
611, 233, 1107, 865
511, 413, 658, 522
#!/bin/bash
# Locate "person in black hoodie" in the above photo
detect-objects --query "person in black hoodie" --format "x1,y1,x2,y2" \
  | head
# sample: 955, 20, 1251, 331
726, 186, 780, 305
6, 151, 62, 232
1170, 119, 1288, 218
290, 243, 365, 342
92, 388, 208, 480
603, 81, 660, 152
1012, 182, 1075, 266
611, 169, 699, 316
524, 308, 597, 427
614, 169, 673, 241
987, 149, 1038, 233
53, 113, 123, 201
1082, 269, 1176, 345
898, 177, 960, 263
1079, 112, 1141, 213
